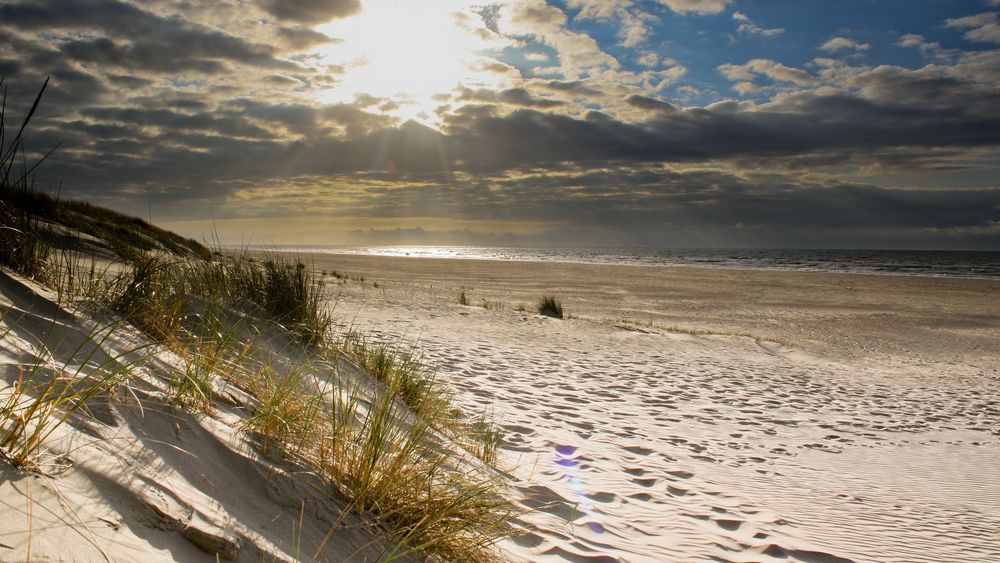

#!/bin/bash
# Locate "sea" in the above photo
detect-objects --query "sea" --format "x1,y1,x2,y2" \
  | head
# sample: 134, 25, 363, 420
259, 246, 1000, 280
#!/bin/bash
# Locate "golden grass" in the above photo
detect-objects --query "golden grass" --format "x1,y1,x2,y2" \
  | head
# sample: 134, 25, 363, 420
1, 78, 514, 558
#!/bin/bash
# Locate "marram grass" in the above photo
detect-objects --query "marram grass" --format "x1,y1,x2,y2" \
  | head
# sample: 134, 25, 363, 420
0, 78, 514, 559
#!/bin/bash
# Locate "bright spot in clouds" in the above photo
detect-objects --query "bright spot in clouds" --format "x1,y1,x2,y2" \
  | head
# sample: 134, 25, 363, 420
314, 0, 510, 124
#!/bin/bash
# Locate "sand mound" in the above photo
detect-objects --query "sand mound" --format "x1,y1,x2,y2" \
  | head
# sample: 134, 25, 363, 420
0, 271, 409, 562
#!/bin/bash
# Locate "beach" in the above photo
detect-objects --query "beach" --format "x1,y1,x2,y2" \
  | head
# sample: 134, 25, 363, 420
307, 252, 1000, 562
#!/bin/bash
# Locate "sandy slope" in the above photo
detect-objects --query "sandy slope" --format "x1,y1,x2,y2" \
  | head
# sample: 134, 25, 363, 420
0, 271, 410, 562
312, 254, 1000, 562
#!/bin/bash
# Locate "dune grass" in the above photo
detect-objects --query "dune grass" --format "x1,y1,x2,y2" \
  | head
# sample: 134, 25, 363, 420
0, 79, 514, 560
0, 320, 147, 469
240, 361, 324, 458
103, 250, 333, 349
480, 299, 506, 312
339, 331, 453, 420
537, 296, 564, 319
233, 334, 513, 559
313, 360, 512, 561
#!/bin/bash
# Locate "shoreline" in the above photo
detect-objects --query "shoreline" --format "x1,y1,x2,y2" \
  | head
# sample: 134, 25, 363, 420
249, 246, 1000, 281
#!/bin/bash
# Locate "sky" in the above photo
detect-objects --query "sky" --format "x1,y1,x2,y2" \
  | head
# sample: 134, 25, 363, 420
1, 0, 999, 249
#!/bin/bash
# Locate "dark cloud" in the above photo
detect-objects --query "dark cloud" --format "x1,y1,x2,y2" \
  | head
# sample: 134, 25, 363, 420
336, 168, 999, 234
254, 0, 361, 23
274, 26, 341, 50
625, 95, 677, 113
440, 66, 1000, 173
457, 87, 565, 108
183, 167, 999, 249
59, 37, 231, 74
1, 0, 303, 74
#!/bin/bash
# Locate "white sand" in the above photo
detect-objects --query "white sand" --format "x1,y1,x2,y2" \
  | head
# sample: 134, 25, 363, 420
311, 254, 1000, 562
2, 252, 998, 562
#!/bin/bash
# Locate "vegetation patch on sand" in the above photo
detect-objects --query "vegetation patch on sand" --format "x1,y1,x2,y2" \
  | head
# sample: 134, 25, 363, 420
537, 296, 564, 319
0, 80, 513, 561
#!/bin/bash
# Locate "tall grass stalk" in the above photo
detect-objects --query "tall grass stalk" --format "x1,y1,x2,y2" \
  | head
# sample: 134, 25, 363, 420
0, 78, 56, 283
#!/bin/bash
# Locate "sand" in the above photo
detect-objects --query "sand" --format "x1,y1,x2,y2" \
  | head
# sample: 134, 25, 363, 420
2, 251, 998, 562
305, 253, 1000, 562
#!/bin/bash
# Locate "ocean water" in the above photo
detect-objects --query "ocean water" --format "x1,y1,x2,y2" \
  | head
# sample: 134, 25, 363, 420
263, 246, 1000, 279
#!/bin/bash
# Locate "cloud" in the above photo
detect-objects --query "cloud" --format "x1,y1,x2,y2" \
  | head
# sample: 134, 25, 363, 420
820, 37, 871, 53
733, 12, 785, 37
658, 0, 731, 15
274, 26, 340, 50
0, 0, 305, 75
457, 87, 565, 108
718, 59, 819, 86
500, 1, 621, 79
946, 12, 1000, 43
566, 0, 731, 46
898, 33, 942, 53
566, 0, 656, 46
253, 0, 361, 23
638, 52, 660, 67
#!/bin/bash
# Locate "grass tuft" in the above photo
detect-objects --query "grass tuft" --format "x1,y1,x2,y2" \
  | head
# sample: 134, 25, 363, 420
537, 296, 564, 319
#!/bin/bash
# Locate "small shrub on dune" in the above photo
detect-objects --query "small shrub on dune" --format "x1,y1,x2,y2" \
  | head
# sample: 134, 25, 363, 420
259, 259, 331, 347
111, 254, 187, 342
537, 296, 564, 319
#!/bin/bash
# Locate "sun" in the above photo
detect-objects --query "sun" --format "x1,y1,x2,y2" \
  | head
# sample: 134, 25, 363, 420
313, 1, 509, 124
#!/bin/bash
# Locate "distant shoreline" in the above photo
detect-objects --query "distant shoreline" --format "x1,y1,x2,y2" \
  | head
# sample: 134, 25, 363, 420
248, 244, 1000, 280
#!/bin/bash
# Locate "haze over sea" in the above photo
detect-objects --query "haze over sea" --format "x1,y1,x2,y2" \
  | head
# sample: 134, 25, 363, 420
258, 246, 1000, 279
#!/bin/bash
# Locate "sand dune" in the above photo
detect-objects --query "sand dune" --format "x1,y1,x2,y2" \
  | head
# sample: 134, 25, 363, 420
0, 271, 413, 562
312, 253, 1000, 562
